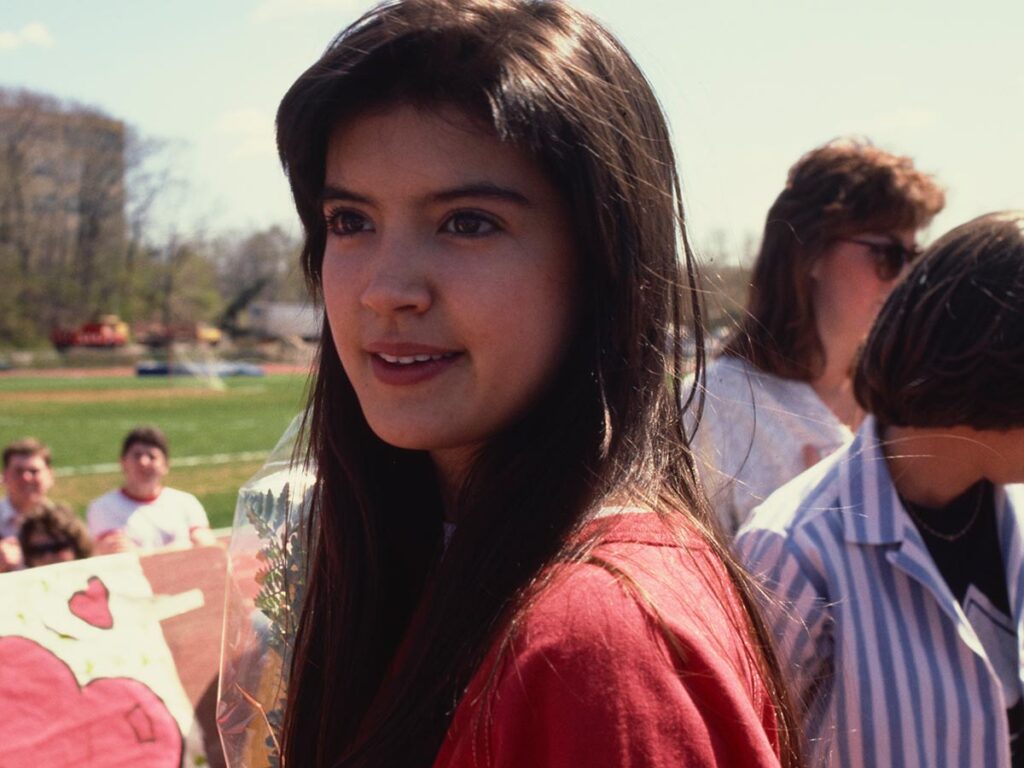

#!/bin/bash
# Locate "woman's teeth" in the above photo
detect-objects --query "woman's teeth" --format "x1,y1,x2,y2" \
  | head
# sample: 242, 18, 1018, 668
378, 352, 453, 365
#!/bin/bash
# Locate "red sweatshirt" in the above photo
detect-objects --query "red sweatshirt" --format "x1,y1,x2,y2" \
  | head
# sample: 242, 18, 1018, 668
434, 513, 782, 767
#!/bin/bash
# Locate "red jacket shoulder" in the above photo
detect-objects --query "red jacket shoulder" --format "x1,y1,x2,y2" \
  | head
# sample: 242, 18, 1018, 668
437, 518, 781, 768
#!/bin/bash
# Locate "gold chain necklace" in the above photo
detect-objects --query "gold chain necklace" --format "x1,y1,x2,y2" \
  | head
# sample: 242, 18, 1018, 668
902, 484, 985, 543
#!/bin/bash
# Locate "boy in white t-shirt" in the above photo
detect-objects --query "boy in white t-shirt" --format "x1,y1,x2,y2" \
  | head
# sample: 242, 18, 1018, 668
88, 426, 216, 553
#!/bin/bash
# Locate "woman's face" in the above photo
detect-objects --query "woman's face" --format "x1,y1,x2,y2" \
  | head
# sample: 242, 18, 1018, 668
810, 228, 917, 357
321, 104, 578, 484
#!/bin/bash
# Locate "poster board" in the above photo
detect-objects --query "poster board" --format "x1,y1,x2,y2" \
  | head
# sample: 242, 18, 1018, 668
0, 545, 228, 768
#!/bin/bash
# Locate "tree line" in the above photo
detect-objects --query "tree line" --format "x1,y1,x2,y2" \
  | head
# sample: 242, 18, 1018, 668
0, 87, 307, 349
0, 86, 754, 350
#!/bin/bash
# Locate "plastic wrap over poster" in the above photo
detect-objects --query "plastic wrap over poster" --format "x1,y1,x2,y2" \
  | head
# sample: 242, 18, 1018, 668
217, 413, 314, 768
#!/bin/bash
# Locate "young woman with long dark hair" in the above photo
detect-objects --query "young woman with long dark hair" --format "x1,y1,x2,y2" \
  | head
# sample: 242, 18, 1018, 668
275, 1, 802, 765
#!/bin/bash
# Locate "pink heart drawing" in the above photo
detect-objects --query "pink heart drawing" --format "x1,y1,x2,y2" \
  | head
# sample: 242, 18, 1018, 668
0, 635, 182, 767
69, 576, 114, 629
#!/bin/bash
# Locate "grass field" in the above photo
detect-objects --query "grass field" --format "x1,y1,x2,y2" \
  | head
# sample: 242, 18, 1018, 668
0, 372, 310, 528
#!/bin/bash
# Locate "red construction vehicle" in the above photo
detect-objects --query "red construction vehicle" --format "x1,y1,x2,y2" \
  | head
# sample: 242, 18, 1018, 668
51, 315, 130, 351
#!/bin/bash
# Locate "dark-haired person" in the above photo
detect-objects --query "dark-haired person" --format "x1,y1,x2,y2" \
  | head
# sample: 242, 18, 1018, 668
19, 500, 93, 568
244, 0, 806, 766
737, 211, 1024, 767
1, 438, 55, 572
690, 139, 944, 535
87, 426, 215, 553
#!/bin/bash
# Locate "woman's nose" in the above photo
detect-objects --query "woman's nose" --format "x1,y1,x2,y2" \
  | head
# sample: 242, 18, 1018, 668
359, 238, 432, 317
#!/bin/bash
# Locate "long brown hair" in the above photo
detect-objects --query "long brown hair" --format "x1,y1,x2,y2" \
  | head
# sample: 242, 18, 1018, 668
723, 138, 944, 380
276, 1, 801, 765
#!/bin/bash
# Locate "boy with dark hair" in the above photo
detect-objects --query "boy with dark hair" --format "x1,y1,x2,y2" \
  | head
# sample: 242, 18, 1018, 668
87, 426, 215, 553
1, 437, 55, 572
737, 211, 1024, 767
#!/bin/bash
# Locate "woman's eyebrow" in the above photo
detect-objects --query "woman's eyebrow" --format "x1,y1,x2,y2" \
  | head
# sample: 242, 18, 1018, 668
320, 181, 532, 207
321, 184, 372, 205
432, 182, 531, 206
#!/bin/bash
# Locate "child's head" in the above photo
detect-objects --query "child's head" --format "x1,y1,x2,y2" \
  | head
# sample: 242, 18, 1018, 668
2, 437, 54, 513
121, 426, 169, 459
119, 426, 170, 490
18, 501, 92, 567
278, 0, 695, 486
855, 210, 1024, 429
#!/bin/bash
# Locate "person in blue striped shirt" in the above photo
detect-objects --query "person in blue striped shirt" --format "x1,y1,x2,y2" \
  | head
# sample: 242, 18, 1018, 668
737, 210, 1024, 768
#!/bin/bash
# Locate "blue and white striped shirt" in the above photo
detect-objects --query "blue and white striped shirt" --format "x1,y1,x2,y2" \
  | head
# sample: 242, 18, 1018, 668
736, 416, 1024, 767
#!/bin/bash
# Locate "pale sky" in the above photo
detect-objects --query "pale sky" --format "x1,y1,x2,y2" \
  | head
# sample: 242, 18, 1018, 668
2, 0, 1021, 258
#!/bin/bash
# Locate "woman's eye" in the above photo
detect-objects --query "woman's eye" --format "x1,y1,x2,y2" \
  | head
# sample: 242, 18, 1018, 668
326, 209, 373, 236
442, 212, 498, 236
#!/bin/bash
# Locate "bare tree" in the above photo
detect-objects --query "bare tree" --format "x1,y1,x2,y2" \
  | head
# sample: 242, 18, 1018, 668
695, 228, 756, 333
0, 88, 128, 340
120, 129, 188, 320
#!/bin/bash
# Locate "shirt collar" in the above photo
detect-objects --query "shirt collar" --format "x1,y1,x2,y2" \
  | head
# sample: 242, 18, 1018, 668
840, 417, 1024, 551
839, 416, 915, 546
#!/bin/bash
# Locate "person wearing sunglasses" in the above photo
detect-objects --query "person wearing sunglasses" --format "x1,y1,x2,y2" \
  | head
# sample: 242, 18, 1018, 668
836, 236, 923, 281
18, 500, 93, 568
688, 139, 945, 535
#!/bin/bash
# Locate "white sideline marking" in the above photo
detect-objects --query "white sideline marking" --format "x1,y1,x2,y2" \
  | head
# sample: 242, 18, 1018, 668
54, 450, 268, 477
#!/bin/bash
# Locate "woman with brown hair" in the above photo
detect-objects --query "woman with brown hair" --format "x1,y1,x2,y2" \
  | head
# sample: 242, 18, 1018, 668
268, 0, 803, 765
691, 140, 945, 534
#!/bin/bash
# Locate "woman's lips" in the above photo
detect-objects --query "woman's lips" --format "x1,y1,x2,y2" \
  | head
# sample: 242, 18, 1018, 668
366, 345, 462, 386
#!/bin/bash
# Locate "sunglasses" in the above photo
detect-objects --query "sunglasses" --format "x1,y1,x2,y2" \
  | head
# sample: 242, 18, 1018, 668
24, 539, 74, 557
840, 237, 922, 281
